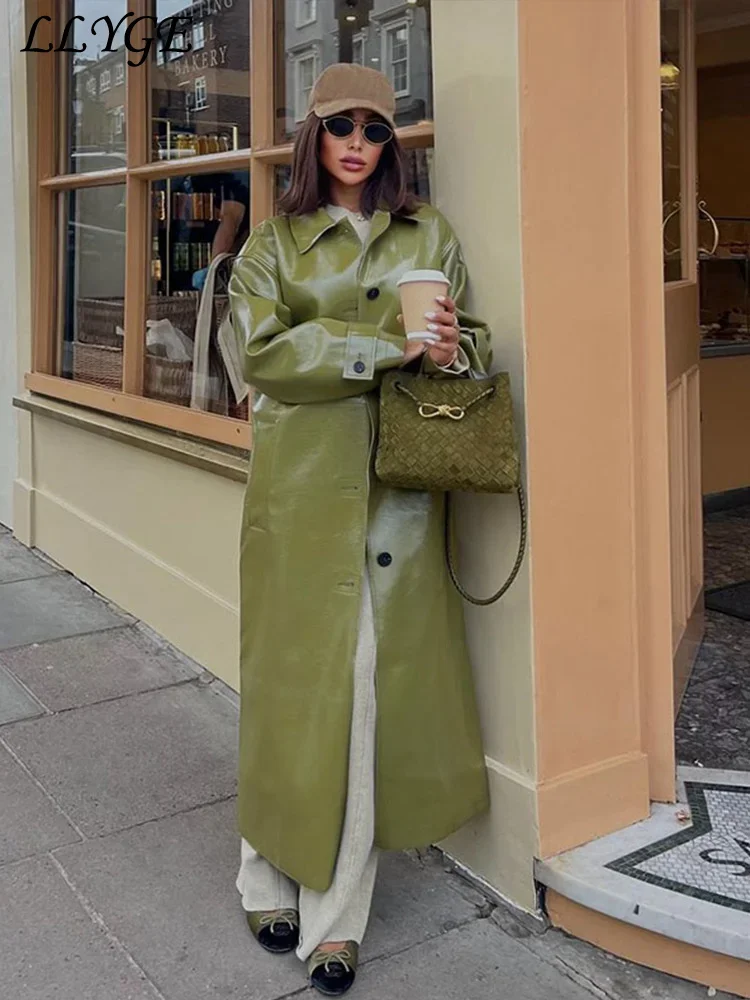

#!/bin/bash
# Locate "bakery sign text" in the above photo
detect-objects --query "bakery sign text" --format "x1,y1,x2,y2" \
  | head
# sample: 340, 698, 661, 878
21, 2, 235, 68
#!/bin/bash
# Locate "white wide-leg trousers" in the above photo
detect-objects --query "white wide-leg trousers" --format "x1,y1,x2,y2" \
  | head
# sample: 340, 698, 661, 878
236, 569, 378, 962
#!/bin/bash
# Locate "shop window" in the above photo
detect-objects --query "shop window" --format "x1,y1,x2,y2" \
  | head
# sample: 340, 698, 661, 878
146, 169, 250, 416
60, 185, 127, 391
384, 21, 410, 97
152, 0, 250, 160
31, 0, 435, 447
661, 0, 685, 282
275, 0, 432, 140
65, 1, 127, 174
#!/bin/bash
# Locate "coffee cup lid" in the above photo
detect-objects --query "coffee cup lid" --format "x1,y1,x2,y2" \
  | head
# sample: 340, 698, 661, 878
397, 269, 450, 287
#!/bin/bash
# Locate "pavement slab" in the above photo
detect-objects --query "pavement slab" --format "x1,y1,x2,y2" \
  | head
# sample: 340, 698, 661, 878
0, 626, 199, 712
53, 799, 303, 1000
365, 850, 489, 962
0, 573, 129, 651
0, 855, 160, 1000
0, 533, 57, 585
0, 742, 80, 864
0, 663, 46, 725
3, 683, 238, 837
351, 918, 598, 1000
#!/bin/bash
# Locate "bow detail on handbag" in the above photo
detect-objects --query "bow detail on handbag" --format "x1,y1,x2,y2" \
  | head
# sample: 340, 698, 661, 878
395, 380, 496, 422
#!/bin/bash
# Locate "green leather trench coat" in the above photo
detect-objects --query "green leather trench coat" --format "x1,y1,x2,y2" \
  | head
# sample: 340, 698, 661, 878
229, 203, 491, 892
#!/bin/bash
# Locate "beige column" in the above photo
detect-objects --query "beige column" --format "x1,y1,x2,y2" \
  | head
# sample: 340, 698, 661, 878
519, 0, 673, 859
432, 0, 537, 909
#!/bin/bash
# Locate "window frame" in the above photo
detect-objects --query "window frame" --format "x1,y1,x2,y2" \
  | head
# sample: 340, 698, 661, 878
293, 50, 318, 122
115, 63, 125, 87
352, 32, 366, 67
28, 0, 434, 451
383, 18, 411, 98
295, 0, 317, 28
194, 76, 209, 111
100, 68, 112, 93
193, 20, 206, 50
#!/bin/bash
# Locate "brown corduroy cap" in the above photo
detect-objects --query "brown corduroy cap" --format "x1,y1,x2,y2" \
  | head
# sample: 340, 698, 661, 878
308, 63, 396, 129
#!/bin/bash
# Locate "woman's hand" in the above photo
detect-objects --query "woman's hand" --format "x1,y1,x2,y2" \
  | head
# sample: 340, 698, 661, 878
396, 315, 429, 365
402, 338, 427, 364
425, 296, 459, 367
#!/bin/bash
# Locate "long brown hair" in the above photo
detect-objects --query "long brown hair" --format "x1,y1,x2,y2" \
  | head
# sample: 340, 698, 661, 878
278, 114, 419, 219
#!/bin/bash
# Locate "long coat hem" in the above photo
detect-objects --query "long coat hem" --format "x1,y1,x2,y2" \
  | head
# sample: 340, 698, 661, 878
236, 789, 489, 894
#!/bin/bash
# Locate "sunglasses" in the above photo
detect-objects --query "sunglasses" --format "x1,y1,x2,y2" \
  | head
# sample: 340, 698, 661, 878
322, 115, 394, 146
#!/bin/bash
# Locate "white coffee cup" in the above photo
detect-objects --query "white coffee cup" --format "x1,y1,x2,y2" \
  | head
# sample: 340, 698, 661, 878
397, 269, 451, 343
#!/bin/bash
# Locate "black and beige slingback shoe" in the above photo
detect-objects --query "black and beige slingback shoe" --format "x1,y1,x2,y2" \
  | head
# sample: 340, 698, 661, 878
307, 942, 359, 996
246, 908, 300, 954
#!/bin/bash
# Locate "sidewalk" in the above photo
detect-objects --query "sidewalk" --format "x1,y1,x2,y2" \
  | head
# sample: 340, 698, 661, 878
0, 525, 735, 1000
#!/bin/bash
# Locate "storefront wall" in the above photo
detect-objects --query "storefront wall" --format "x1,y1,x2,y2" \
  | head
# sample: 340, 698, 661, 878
9, 0, 540, 912
0, 3, 20, 528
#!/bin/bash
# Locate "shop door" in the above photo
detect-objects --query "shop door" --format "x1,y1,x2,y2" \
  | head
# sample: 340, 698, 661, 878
661, 0, 704, 706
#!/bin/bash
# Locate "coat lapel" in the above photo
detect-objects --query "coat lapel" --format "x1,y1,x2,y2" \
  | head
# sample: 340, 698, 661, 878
289, 208, 339, 254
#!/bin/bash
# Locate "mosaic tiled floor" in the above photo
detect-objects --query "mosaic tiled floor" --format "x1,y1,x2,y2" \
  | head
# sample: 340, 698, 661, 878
607, 777, 750, 913
536, 768, 750, 962
675, 504, 750, 771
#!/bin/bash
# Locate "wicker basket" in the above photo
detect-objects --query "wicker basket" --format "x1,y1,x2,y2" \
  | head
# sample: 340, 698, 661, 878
72, 342, 193, 407
76, 295, 201, 348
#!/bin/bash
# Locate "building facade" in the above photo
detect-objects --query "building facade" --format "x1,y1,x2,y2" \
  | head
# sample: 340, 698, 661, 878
4, 0, 750, 994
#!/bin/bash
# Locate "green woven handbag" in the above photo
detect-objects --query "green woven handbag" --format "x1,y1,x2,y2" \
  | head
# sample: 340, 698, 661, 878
375, 368, 526, 605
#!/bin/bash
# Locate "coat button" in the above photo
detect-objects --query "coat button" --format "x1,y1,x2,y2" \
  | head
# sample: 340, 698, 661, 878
367, 287, 380, 300
377, 551, 392, 567
353, 360, 366, 374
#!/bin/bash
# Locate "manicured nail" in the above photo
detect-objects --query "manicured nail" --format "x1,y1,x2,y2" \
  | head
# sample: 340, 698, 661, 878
425, 311, 437, 320
427, 323, 439, 332
436, 296, 447, 304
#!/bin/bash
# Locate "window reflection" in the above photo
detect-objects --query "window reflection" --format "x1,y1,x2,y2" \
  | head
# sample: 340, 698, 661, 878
62, 185, 127, 388
152, 0, 251, 160
66, 1, 128, 174
661, 0, 684, 282
275, 0, 433, 142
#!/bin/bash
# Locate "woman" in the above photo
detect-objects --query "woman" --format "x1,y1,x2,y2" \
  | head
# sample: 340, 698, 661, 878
229, 63, 492, 996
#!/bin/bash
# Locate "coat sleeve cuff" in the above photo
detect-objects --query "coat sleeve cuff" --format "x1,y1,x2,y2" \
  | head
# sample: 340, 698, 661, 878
343, 327, 405, 380
421, 343, 471, 375
434, 345, 470, 373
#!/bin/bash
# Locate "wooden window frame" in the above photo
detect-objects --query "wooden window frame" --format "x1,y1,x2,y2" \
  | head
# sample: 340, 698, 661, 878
27, 0, 434, 451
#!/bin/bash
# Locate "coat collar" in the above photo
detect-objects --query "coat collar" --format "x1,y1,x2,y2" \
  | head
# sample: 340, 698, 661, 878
289, 206, 419, 254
